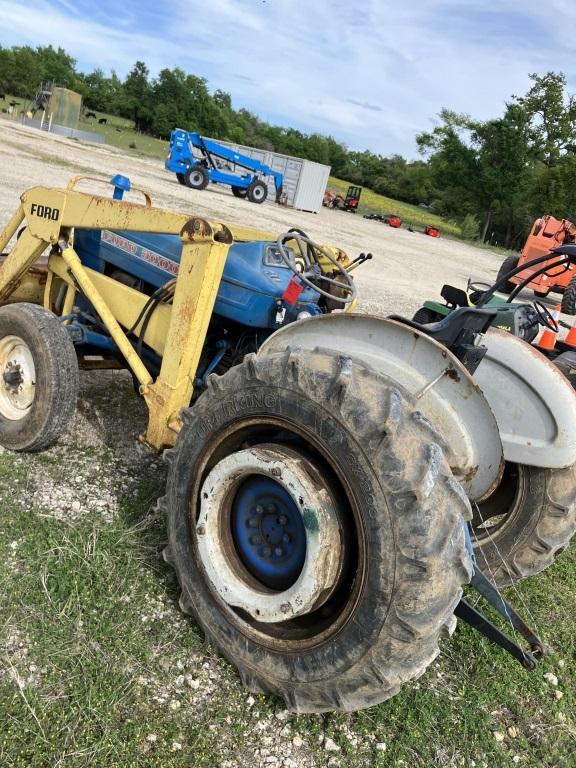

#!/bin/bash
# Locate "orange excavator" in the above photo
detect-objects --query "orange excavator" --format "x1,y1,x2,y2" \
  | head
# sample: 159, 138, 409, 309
497, 215, 576, 313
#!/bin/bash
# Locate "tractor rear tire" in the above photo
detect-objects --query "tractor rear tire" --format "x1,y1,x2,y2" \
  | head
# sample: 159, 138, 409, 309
0, 303, 78, 451
162, 349, 472, 712
471, 462, 576, 586
247, 180, 268, 204
231, 186, 248, 199
496, 255, 519, 294
561, 275, 576, 315
184, 166, 209, 190
176, 173, 186, 186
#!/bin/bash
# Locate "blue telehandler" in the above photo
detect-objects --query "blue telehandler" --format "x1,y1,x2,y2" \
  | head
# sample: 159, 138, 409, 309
165, 129, 284, 204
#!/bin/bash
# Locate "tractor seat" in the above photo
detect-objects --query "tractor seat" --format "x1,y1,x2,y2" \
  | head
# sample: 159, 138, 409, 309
440, 284, 469, 308
389, 306, 498, 373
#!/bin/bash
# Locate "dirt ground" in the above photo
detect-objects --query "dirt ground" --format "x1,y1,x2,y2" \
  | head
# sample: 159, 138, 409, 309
0, 118, 506, 318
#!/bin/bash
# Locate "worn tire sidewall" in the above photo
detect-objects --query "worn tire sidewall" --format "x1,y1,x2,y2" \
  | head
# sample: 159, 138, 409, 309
168, 377, 397, 683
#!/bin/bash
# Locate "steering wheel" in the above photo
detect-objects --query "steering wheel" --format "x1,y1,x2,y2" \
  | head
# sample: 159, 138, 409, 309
534, 300, 559, 332
276, 230, 357, 305
467, 280, 492, 305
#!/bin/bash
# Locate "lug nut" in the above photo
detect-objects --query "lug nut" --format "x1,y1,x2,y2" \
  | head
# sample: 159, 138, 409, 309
262, 546, 272, 557
266, 503, 276, 514
255, 505, 264, 515
250, 535, 262, 545
274, 547, 283, 557
278, 515, 288, 525
282, 533, 291, 543
248, 516, 259, 527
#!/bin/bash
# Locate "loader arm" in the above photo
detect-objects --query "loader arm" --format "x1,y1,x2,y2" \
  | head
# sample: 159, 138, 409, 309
0, 181, 278, 449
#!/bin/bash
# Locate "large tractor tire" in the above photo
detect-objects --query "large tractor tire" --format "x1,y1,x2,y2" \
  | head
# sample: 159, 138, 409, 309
231, 186, 248, 199
496, 255, 519, 294
471, 462, 576, 586
0, 303, 78, 451
162, 349, 472, 712
561, 275, 576, 315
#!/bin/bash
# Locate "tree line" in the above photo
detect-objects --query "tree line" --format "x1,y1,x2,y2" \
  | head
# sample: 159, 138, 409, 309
2, 44, 576, 247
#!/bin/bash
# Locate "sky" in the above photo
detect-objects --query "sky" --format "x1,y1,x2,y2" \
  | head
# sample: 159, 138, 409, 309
1, 0, 576, 159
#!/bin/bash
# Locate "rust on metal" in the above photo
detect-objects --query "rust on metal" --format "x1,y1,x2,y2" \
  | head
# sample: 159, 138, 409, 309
180, 218, 214, 242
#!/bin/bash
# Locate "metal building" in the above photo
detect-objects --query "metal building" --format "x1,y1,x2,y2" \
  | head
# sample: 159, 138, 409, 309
209, 139, 331, 213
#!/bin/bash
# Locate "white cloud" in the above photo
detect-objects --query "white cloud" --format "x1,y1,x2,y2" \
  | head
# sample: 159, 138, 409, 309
2, 0, 576, 157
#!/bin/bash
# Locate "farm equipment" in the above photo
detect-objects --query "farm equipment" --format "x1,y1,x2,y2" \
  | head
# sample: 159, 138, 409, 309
165, 129, 284, 204
323, 185, 362, 212
498, 215, 576, 313
1, 175, 575, 713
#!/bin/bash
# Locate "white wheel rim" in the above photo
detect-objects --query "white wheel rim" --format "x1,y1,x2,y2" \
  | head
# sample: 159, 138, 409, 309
253, 185, 265, 200
196, 445, 343, 623
0, 335, 36, 420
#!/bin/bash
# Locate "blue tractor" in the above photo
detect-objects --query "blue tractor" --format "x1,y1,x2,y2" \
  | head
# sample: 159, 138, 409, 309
165, 129, 284, 204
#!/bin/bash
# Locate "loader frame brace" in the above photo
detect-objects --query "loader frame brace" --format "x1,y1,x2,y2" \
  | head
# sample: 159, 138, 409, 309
0, 178, 279, 449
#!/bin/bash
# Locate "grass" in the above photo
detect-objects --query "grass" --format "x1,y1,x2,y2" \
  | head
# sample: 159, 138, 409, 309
1, 433, 574, 767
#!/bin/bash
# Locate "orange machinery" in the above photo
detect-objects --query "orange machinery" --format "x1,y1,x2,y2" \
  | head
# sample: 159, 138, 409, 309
505, 216, 576, 312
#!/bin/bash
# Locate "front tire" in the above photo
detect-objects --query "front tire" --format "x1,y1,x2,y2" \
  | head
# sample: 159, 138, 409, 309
184, 166, 209, 190
471, 462, 576, 585
247, 180, 268, 204
231, 186, 248, 199
176, 173, 186, 186
162, 349, 472, 712
0, 303, 78, 451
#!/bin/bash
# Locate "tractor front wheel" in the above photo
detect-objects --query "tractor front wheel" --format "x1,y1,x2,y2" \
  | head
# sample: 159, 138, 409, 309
162, 349, 472, 712
184, 166, 209, 190
471, 462, 576, 585
0, 303, 78, 451
231, 186, 248, 199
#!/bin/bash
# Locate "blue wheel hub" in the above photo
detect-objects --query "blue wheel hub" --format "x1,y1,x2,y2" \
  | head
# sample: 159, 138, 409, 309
231, 476, 306, 590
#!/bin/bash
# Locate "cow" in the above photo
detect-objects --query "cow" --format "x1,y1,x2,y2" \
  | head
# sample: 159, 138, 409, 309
0, 94, 5, 101
85, 111, 96, 119
98, 117, 107, 125
9, 101, 19, 107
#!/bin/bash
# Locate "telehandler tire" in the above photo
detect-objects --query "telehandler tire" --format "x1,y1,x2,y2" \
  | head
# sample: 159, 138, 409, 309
176, 173, 186, 185
247, 180, 268, 204
184, 166, 209, 190
561, 275, 576, 315
496, 255, 519, 294
0, 303, 78, 451
231, 186, 248, 199
162, 348, 472, 712
471, 462, 576, 585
